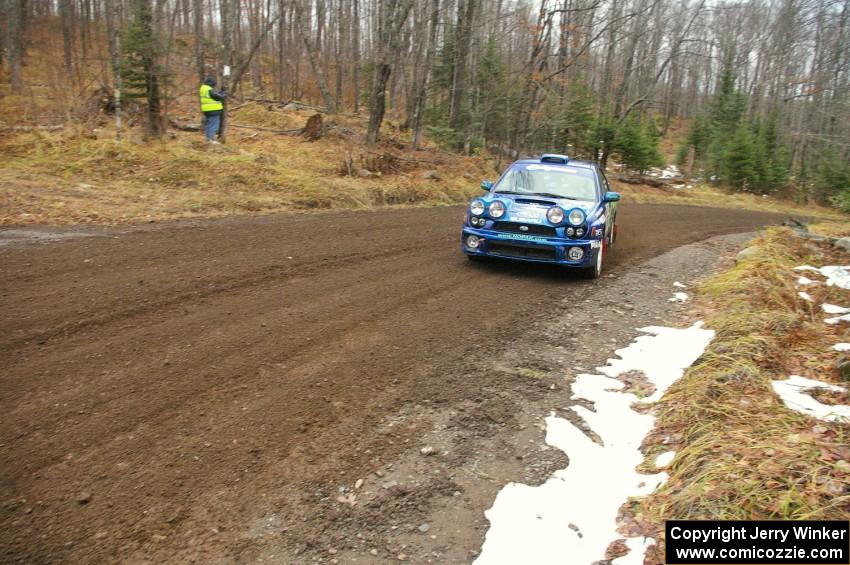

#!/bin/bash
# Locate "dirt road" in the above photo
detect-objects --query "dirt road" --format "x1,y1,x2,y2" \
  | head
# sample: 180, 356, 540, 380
1, 204, 786, 564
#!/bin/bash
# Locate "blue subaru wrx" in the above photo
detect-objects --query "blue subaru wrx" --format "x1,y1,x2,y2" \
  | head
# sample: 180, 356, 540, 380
461, 154, 620, 278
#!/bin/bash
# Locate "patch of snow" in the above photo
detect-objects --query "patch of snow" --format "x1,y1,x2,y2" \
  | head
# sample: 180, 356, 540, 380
673, 281, 687, 289
659, 165, 681, 179
832, 343, 850, 352
794, 265, 850, 289
654, 451, 675, 468
822, 303, 850, 314
598, 323, 714, 404
798, 291, 814, 302
475, 324, 714, 565
796, 276, 815, 285
668, 292, 689, 303
772, 375, 850, 423
825, 314, 850, 325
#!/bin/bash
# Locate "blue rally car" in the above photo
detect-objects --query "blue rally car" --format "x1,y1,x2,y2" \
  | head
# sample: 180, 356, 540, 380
461, 154, 620, 278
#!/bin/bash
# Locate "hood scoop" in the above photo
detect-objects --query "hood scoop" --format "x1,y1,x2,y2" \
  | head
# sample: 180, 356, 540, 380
514, 198, 556, 206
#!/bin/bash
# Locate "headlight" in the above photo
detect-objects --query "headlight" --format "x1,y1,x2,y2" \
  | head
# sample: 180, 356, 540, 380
470, 199, 485, 216
566, 227, 575, 237
489, 200, 506, 219
576, 228, 585, 237
568, 208, 585, 226
547, 207, 565, 224
567, 246, 584, 261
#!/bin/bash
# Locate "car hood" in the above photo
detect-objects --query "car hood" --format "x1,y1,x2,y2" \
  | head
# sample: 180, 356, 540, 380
485, 193, 600, 224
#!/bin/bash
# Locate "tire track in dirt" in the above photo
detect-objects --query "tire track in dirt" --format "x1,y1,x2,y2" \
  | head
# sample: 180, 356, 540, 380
0, 203, 788, 563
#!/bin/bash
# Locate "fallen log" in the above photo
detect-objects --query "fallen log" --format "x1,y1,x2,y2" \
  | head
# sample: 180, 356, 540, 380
168, 118, 201, 132
243, 97, 328, 113
612, 173, 670, 188
230, 123, 302, 135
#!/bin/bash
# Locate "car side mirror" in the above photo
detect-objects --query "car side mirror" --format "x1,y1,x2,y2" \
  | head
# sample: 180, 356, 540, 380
604, 192, 621, 202
481, 180, 494, 191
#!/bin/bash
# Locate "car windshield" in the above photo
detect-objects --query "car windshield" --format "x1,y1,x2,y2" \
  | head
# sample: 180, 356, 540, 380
494, 164, 598, 201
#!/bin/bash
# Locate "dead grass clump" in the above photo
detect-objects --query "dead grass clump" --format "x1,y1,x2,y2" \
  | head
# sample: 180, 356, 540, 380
632, 227, 850, 552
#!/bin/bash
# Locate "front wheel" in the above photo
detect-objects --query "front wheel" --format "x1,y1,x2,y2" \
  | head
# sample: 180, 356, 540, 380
582, 245, 604, 279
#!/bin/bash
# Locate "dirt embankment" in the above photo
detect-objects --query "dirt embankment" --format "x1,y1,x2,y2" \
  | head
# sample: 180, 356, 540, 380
0, 204, 787, 563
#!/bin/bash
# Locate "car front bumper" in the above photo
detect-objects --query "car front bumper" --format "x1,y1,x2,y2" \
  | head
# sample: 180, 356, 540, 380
461, 227, 601, 267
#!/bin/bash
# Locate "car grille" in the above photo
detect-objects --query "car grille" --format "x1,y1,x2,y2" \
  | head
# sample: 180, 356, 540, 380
487, 242, 557, 261
491, 222, 556, 237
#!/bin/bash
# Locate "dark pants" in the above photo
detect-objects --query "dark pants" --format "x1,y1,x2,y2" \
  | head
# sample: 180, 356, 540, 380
204, 112, 221, 141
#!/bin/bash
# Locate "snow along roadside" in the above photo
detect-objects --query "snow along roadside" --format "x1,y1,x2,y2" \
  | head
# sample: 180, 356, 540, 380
474, 323, 715, 565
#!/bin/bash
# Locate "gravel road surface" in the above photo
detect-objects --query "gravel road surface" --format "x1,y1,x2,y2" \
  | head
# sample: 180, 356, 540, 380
0, 204, 786, 563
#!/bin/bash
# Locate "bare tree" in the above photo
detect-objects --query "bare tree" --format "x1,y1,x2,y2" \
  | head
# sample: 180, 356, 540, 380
365, 0, 413, 144
105, 0, 123, 140
294, 0, 337, 112
7, 0, 24, 92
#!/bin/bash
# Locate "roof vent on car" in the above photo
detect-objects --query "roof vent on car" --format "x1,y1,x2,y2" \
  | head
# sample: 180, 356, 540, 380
540, 154, 569, 164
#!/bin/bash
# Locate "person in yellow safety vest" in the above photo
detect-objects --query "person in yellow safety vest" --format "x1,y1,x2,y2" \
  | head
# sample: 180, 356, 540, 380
199, 77, 226, 143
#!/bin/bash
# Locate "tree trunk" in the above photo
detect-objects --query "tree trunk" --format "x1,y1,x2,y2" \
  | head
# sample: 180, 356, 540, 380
193, 0, 205, 81
294, 0, 337, 113
219, 0, 237, 142
448, 0, 477, 130
105, 0, 123, 140
411, 0, 439, 149
352, 0, 361, 112
60, 0, 74, 79
7, 0, 24, 92
365, 0, 412, 144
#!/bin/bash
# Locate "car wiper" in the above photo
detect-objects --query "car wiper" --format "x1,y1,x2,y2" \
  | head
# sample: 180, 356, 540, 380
494, 190, 523, 194
528, 192, 577, 200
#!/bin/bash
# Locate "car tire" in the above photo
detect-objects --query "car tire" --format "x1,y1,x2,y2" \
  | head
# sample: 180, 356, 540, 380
582, 245, 604, 279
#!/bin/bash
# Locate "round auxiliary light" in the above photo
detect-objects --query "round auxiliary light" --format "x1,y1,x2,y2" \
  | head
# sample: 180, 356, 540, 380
567, 246, 584, 261
470, 199, 486, 216
576, 228, 585, 237
566, 227, 575, 237
466, 235, 481, 249
567, 208, 586, 226
489, 200, 506, 219
547, 207, 565, 224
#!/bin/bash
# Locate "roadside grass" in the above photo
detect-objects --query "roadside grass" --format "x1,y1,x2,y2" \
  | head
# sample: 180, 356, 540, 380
807, 220, 850, 238
2, 100, 846, 225
613, 181, 845, 220
0, 108, 486, 225
631, 227, 850, 548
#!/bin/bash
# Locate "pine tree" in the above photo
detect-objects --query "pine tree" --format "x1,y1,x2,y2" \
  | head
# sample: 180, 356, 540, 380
477, 37, 509, 148
721, 121, 758, 190
613, 115, 662, 173
561, 77, 595, 159
812, 149, 850, 207
644, 118, 664, 169
121, 0, 164, 140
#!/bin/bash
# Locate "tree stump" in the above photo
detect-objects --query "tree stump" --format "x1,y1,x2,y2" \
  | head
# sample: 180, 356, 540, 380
301, 113, 324, 141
